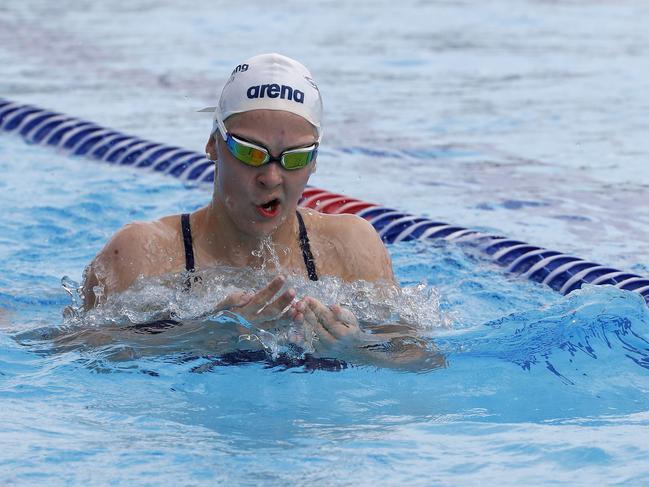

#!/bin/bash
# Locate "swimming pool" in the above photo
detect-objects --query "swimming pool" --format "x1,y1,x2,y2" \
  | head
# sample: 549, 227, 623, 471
2, 0, 649, 484
2, 134, 649, 484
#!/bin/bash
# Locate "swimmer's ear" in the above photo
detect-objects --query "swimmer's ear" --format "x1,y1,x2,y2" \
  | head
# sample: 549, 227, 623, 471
205, 136, 218, 161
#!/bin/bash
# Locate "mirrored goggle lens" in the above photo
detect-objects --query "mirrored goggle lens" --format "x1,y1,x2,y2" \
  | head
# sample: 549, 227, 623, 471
282, 148, 317, 170
226, 136, 268, 166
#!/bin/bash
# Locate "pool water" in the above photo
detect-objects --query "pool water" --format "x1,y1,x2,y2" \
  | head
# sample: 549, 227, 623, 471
2, 0, 649, 484
2, 133, 649, 485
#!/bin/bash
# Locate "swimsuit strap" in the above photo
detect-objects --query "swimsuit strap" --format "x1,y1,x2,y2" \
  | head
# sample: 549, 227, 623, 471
182, 211, 317, 282
180, 213, 195, 272
296, 210, 319, 281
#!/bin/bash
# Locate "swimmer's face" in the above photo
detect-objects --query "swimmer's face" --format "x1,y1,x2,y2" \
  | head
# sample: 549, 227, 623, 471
207, 109, 317, 238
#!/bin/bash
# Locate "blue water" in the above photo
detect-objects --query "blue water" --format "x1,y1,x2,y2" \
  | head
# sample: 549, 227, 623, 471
2, 0, 649, 484
2, 135, 649, 485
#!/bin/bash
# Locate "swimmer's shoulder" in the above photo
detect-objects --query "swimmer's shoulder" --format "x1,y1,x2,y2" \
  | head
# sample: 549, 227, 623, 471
84, 214, 186, 301
300, 208, 396, 283
300, 207, 381, 244
106, 216, 182, 265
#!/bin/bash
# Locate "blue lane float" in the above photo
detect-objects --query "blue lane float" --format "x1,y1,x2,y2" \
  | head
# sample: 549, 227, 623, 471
0, 98, 215, 184
2, 97, 648, 305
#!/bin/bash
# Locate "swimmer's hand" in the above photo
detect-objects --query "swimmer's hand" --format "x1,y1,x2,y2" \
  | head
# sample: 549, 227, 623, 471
291, 297, 363, 353
291, 296, 445, 371
217, 275, 295, 329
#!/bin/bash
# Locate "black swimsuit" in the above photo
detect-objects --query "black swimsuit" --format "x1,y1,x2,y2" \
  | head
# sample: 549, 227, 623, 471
180, 211, 319, 281
129, 212, 341, 371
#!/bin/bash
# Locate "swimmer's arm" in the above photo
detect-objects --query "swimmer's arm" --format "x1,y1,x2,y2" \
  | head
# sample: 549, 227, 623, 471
295, 216, 441, 368
334, 214, 397, 284
357, 323, 444, 370
82, 223, 159, 309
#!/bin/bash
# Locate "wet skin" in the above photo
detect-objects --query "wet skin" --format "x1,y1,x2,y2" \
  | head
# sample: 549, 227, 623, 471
81, 110, 439, 368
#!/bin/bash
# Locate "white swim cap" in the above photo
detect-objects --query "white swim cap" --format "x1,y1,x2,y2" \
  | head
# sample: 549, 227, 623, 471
204, 53, 323, 140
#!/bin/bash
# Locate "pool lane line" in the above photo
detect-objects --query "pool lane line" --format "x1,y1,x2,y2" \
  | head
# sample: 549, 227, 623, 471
1, 97, 647, 306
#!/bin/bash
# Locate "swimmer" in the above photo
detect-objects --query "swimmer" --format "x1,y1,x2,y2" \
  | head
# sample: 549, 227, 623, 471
82, 53, 441, 369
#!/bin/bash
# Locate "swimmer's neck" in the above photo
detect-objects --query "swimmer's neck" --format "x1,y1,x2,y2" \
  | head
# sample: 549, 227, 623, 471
191, 200, 298, 267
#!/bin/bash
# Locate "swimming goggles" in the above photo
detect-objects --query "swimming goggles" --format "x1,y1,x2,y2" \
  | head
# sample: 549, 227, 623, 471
215, 115, 318, 171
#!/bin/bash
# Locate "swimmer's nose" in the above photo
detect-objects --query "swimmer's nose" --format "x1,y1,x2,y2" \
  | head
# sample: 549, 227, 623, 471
255, 161, 283, 189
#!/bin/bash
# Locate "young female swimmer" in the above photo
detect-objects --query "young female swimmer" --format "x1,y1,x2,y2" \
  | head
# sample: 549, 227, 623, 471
82, 53, 442, 370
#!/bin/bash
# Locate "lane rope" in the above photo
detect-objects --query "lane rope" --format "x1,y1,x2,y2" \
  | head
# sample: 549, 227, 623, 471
2, 98, 647, 305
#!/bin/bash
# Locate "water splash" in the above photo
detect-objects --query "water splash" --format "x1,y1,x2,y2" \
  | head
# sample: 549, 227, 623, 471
52, 264, 448, 363
250, 235, 288, 274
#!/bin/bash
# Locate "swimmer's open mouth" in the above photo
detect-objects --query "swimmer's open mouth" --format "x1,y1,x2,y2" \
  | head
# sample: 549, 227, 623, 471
256, 198, 281, 218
